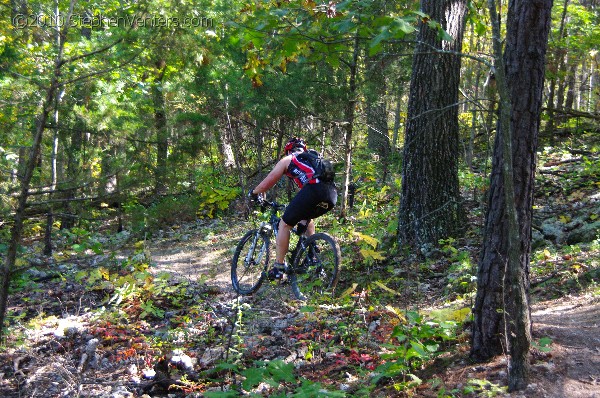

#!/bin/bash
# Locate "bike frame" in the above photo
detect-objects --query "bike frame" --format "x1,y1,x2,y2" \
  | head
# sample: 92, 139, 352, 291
253, 201, 309, 271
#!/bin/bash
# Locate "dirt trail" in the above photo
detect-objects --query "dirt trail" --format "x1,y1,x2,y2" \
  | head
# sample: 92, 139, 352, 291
147, 223, 600, 397
149, 221, 242, 294
528, 296, 600, 398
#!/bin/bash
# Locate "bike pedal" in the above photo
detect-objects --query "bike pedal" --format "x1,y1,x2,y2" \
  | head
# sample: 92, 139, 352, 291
268, 268, 284, 281
268, 262, 287, 281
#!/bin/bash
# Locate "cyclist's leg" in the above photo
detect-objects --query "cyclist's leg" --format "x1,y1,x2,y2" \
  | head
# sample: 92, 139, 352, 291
302, 184, 337, 227
295, 219, 313, 237
294, 184, 337, 240
276, 218, 294, 264
281, 188, 313, 268
282, 186, 313, 231
282, 182, 336, 246
302, 219, 315, 237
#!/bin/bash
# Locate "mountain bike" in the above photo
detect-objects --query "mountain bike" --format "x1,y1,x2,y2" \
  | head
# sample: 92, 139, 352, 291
231, 199, 341, 301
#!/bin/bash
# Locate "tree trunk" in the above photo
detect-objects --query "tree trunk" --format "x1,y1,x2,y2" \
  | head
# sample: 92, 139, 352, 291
471, 0, 553, 392
465, 22, 478, 172
273, 118, 287, 199
60, 118, 85, 230
392, 99, 402, 149
589, 57, 597, 113
555, 53, 569, 113
45, 82, 65, 255
544, 0, 569, 137
564, 59, 578, 111
221, 83, 238, 172
398, 0, 467, 251
365, 52, 391, 182
339, 33, 360, 219
45, 6, 68, 251
152, 61, 168, 196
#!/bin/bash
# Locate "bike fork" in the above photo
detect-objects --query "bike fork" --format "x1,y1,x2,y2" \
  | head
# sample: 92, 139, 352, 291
288, 238, 305, 270
245, 228, 264, 266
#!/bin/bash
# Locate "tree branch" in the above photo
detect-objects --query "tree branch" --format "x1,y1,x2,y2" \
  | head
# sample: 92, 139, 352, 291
59, 51, 142, 87
542, 107, 600, 121
59, 37, 124, 66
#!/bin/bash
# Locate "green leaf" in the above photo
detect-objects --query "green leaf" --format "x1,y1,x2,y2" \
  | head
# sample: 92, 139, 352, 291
213, 362, 239, 371
390, 326, 407, 342
325, 53, 340, 68
241, 367, 265, 390
370, 27, 390, 52
437, 28, 454, 42
427, 20, 454, 42
283, 38, 299, 57
534, 337, 553, 352
411, 10, 428, 18
475, 20, 487, 36
268, 360, 295, 383
394, 17, 417, 35
410, 341, 428, 358
203, 391, 240, 398
333, 18, 356, 34
272, 8, 289, 18
425, 343, 439, 352
90, 242, 103, 255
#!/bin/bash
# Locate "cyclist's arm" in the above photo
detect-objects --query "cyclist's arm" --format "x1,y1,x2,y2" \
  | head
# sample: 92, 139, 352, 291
252, 155, 292, 194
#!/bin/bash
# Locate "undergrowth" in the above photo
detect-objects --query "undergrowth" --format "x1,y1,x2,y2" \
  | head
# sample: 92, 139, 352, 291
2, 132, 599, 397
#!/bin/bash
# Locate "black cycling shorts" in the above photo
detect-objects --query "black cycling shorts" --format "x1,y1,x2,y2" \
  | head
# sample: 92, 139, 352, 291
282, 183, 337, 226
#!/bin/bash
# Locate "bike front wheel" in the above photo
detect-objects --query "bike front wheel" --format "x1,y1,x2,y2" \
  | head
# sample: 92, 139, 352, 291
231, 229, 270, 295
290, 232, 340, 301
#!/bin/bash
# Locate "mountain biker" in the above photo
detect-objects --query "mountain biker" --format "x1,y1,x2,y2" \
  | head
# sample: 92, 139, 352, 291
249, 137, 337, 280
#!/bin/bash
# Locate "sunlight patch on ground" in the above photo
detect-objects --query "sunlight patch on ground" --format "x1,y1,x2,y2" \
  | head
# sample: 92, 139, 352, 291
150, 239, 233, 286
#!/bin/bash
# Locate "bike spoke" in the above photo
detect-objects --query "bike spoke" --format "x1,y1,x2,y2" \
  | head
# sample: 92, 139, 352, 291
290, 233, 340, 301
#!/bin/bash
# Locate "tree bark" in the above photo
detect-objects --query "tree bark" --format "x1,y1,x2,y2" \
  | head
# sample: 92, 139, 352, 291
471, 0, 553, 391
398, 0, 467, 251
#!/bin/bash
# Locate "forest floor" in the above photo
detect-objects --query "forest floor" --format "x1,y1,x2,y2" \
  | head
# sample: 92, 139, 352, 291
1, 211, 599, 398
1, 134, 599, 397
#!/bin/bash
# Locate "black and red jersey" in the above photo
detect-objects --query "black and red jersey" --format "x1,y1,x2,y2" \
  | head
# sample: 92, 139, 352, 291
285, 152, 320, 188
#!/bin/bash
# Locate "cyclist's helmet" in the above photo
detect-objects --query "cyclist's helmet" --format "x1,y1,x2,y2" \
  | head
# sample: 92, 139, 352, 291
284, 137, 307, 155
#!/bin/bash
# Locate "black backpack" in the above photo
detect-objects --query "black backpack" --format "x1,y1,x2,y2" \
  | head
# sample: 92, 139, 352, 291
300, 149, 335, 182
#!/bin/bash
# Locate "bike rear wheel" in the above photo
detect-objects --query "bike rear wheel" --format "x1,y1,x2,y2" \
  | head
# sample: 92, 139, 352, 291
290, 232, 340, 301
231, 229, 270, 295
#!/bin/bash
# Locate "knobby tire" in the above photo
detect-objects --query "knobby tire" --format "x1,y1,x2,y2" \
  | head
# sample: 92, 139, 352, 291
231, 229, 270, 295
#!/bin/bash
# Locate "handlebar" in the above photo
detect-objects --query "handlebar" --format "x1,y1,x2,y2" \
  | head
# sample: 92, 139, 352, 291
247, 191, 286, 213
254, 199, 306, 236
259, 199, 286, 212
